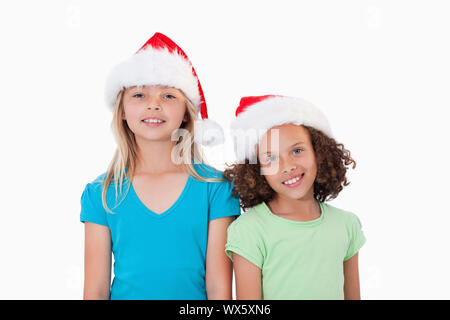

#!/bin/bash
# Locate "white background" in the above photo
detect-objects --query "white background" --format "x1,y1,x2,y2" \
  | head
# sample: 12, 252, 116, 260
1, 0, 449, 299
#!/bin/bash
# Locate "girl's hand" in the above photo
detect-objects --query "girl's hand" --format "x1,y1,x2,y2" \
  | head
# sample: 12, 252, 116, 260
83, 222, 112, 300
205, 216, 235, 300
343, 252, 361, 300
233, 253, 262, 299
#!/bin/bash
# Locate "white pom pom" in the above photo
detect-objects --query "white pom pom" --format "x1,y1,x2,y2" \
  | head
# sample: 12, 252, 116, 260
194, 119, 225, 147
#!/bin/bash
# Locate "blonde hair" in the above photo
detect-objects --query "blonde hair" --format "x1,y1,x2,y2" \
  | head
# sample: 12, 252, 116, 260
101, 89, 223, 213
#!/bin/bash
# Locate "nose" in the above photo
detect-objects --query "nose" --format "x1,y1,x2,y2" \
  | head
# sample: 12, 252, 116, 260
147, 104, 161, 110
282, 159, 297, 174
283, 165, 297, 174
146, 96, 162, 110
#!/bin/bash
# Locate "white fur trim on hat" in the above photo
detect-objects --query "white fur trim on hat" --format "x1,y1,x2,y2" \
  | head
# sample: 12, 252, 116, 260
230, 96, 333, 163
194, 119, 225, 147
105, 47, 201, 110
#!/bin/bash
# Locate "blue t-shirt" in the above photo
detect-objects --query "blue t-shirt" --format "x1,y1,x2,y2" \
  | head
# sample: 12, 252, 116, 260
80, 163, 241, 300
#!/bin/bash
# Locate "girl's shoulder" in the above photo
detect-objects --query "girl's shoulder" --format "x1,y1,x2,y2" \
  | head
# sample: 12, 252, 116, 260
320, 202, 363, 226
191, 163, 231, 190
192, 162, 224, 179
189, 163, 242, 219
83, 171, 127, 195
92, 172, 108, 184
226, 203, 268, 245
82, 172, 106, 189
81, 171, 133, 212
86, 172, 109, 189
80, 172, 109, 214
228, 202, 267, 229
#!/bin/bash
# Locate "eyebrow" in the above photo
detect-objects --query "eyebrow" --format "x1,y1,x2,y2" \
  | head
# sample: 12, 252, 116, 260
290, 141, 305, 148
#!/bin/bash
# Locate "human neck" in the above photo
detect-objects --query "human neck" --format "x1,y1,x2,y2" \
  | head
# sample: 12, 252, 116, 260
267, 192, 320, 221
134, 138, 183, 175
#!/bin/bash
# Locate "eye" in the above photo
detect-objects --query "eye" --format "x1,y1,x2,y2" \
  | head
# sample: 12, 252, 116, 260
265, 155, 278, 163
133, 93, 144, 98
164, 93, 176, 99
293, 148, 303, 155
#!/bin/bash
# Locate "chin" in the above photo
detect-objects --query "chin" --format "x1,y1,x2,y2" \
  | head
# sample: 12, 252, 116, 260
276, 185, 314, 201
286, 191, 308, 201
136, 132, 168, 142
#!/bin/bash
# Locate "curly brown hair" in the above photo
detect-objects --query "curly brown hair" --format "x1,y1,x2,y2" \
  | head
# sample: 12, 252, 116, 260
223, 125, 356, 210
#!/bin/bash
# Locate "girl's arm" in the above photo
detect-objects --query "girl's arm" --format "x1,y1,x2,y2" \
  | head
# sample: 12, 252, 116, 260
233, 253, 262, 299
205, 216, 235, 299
343, 252, 361, 300
83, 222, 112, 300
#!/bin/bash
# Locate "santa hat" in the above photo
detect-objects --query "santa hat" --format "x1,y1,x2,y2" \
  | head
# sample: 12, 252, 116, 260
105, 32, 224, 146
230, 95, 333, 163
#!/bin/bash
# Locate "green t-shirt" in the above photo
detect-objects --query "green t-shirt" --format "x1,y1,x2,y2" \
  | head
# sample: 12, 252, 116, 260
225, 201, 366, 300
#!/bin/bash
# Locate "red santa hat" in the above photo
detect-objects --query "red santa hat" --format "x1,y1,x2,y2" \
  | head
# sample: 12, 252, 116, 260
105, 32, 224, 146
230, 95, 333, 163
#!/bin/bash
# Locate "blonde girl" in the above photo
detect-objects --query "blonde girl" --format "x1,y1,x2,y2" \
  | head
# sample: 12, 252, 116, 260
80, 33, 240, 300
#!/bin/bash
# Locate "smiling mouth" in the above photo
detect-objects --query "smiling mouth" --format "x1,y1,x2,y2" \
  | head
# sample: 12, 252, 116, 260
282, 173, 305, 185
142, 119, 165, 123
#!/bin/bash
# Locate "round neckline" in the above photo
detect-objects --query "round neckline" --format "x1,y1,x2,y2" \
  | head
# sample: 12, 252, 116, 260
261, 201, 325, 227
129, 174, 193, 219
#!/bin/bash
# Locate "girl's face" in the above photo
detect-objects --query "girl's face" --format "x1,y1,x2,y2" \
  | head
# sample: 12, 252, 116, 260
122, 85, 188, 143
257, 124, 317, 201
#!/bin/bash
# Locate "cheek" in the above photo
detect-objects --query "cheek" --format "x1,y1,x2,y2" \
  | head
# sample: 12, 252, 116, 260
124, 111, 141, 129
122, 109, 143, 133
123, 102, 141, 120
166, 102, 186, 120
260, 162, 281, 178
262, 170, 281, 190
305, 156, 318, 176
262, 175, 274, 189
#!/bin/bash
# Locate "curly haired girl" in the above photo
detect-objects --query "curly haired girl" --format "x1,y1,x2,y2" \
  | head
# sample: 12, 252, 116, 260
223, 95, 366, 300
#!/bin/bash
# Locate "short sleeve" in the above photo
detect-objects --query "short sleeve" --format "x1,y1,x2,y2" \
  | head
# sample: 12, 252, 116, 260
80, 183, 109, 227
225, 218, 264, 269
208, 180, 241, 221
344, 213, 366, 261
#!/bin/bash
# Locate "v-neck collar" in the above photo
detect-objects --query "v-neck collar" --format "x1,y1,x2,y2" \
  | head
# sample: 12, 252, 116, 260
129, 174, 193, 219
